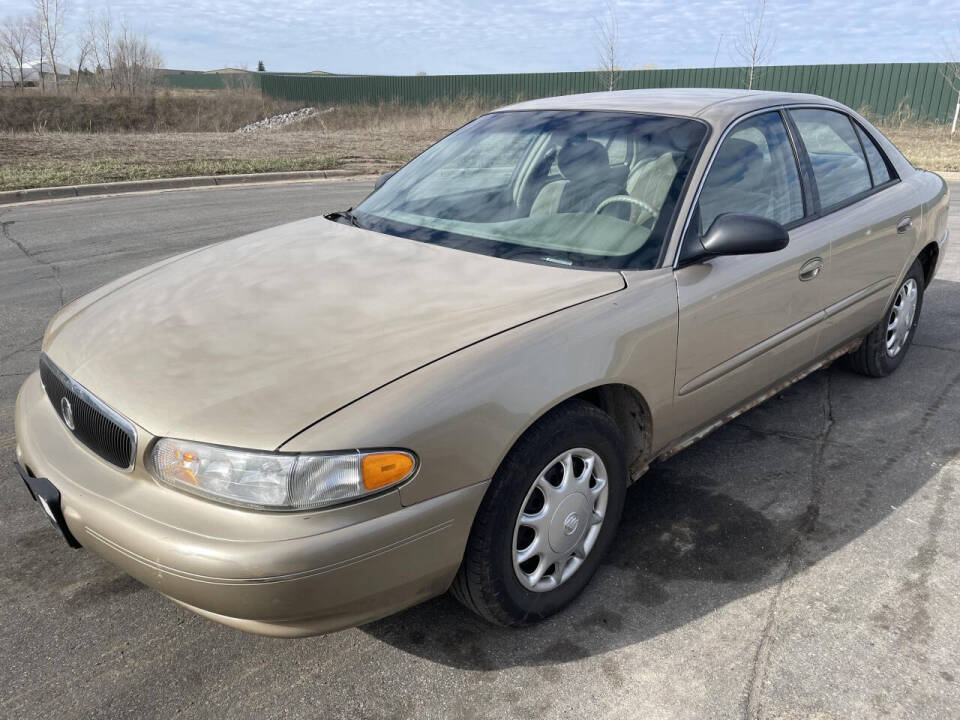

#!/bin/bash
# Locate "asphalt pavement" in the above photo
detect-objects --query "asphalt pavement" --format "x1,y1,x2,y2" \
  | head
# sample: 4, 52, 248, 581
1, 180, 958, 720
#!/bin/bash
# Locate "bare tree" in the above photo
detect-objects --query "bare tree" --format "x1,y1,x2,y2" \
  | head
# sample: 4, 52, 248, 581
594, 1, 621, 92
941, 28, 960, 134
73, 32, 91, 93
81, 10, 161, 95
1, 15, 35, 90
0, 43, 11, 88
85, 9, 115, 92
110, 22, 162, 95
33, 0, 67, 92
29, 11, 45, 92
712, 34, 724, 68
733, 0, 774, 90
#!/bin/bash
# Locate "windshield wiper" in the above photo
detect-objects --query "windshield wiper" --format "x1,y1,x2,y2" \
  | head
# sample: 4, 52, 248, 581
498, 246, 578, 268
324, 208, 364, 229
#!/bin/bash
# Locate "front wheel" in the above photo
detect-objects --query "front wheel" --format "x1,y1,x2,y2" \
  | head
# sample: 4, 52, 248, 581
845, 259, 925, 377
450, 400, 627, 626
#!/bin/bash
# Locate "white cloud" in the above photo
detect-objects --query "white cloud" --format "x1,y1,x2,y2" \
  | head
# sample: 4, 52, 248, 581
10, 0, 960, 73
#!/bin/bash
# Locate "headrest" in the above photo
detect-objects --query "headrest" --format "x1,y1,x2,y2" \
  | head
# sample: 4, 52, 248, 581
557, 138, 609, 182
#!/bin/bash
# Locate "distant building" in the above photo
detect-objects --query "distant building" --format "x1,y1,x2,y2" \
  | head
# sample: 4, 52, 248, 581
158, 68, 207, 76
0, 61, 66, 87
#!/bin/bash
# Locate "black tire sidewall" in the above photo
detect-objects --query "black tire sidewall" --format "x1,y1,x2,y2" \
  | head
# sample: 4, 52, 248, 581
870, 260, 925, 375
479, 402, 627, 624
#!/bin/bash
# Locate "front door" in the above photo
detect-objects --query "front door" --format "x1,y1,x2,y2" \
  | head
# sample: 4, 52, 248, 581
668, 110, 830, 441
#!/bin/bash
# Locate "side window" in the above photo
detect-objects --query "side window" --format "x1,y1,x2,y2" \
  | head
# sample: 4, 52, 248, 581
855, 124, 893, 186
790, 109, 872, 209
697, 111, 804, 234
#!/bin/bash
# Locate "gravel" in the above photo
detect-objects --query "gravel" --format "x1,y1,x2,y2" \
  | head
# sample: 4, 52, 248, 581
237, 107, 319, 133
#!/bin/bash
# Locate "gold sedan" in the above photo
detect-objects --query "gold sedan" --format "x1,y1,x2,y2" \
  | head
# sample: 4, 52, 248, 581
15, 89, 950, 636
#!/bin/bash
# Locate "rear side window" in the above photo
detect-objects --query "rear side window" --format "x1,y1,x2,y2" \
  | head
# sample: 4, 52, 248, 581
697, 111, 804, 233
855, 124, 893, 186
790, 109, 871, 209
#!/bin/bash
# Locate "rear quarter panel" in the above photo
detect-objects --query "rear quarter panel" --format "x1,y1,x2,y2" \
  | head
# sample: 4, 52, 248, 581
916, 170, 950, 274
851, 111, 948, 279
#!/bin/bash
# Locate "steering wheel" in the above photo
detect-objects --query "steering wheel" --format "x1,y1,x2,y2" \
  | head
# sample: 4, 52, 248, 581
594, 195, 658, 224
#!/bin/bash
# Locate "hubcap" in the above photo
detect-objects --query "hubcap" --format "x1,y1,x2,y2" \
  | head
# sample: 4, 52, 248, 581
886, 278, 918, 357
512, 448, 608, 593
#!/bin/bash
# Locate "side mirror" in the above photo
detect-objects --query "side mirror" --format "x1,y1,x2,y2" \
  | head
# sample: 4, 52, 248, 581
680, 213, 788, 265
374, 171, 396, 191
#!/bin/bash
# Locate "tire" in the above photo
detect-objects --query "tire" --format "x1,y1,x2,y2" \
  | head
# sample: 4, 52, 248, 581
451, 399, 627, 626
845, 258, 925, 378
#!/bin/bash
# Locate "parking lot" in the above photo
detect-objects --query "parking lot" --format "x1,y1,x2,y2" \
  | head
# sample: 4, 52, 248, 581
1, 179, 958, 719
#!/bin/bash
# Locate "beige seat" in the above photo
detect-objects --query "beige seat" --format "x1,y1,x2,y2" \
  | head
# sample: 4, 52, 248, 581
624, 151, 679, 223
530, 138, 622, 216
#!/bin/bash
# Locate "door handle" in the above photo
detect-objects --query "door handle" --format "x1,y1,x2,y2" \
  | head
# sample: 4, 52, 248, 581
799, 257, 823, 281
897, 217, 913, 234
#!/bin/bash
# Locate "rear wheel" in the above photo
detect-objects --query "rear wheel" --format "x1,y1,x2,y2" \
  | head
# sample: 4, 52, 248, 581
845, 259, 925, 377
451, 400, 627, 626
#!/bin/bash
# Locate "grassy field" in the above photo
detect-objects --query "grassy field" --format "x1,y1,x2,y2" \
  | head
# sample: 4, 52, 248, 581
0, 97, 486, 191
0, 91, 295, 132
879, 124, 960, 173
1, 96, 958, 192
0, 129, 440, 190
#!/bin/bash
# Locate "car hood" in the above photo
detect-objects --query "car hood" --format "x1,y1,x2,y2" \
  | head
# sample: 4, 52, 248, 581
43, 217, 624, 449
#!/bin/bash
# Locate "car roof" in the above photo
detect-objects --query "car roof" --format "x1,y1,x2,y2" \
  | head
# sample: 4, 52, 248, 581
496, 88, 845, 126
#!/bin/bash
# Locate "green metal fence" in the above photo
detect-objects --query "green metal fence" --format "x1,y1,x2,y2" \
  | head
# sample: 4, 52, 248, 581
163, 73, 261, 91
258, 63, 958, 123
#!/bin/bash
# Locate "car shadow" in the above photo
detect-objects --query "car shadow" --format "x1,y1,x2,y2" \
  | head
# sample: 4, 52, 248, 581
361, 276, 960, 671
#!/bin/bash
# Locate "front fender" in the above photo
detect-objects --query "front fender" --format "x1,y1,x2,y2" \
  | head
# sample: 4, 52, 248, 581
280, 269, 679, 506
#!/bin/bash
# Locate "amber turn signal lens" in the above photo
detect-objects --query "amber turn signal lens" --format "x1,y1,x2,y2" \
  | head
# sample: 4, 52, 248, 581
361, 452, 415, 491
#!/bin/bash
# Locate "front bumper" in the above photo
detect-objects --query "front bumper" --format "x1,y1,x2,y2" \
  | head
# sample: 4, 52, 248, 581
14, 371, 487, 637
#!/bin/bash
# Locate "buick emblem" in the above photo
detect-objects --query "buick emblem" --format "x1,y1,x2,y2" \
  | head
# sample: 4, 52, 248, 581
60, 396, 75, 430
563, 512, 580, 536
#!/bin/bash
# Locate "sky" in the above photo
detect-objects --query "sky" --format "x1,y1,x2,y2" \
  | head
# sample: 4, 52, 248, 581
10, 0, 960, 75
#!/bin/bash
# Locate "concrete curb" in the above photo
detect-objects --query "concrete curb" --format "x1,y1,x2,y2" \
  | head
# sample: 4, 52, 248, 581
0, 169, 376, 206
3, 167, 956, 208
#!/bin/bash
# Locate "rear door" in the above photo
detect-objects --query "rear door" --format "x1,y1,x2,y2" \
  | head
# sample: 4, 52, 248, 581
669, 109, 830, 440
786, 107, 920, 352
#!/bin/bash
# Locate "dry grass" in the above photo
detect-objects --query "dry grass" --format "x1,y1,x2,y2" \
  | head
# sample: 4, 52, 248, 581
1, 95, 958, 191
290, 97, 492, 133
0, 91, 297, 132
877, 123, 960, 173
857, 102, 960, 172
0, 98, 487, 191
0, 127, 453, 191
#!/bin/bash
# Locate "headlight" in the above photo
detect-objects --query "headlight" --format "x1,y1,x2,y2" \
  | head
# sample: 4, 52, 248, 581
149, 438, 416, 511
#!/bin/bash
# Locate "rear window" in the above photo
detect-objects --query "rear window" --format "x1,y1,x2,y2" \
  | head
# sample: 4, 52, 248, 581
790, 109, 872, 209
855, 124, 893, 186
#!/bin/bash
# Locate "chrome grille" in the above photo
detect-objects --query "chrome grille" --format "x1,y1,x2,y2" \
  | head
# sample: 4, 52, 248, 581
39, 354, 137, 470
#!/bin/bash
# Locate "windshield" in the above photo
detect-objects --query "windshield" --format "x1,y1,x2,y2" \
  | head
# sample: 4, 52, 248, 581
353, 110, 707, 270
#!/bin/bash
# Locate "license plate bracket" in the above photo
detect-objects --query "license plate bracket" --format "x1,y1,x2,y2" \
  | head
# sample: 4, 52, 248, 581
15, 463, 82, 548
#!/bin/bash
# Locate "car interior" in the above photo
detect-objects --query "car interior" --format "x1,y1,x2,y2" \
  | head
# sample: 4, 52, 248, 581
696, 116, 806, 234
353, 111, 708, 266
523, 131, 684, 226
